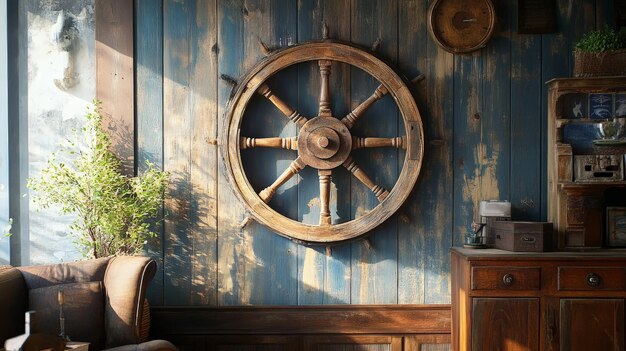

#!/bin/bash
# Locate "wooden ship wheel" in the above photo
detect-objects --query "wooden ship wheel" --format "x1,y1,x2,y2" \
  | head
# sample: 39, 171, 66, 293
222, 40, 424, 244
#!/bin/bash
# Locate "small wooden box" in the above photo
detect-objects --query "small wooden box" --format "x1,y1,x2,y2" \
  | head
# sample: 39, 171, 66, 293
493, 221, 553, 252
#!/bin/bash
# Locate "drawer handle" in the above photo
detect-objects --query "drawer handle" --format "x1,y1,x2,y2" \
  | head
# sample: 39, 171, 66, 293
503, 273, 514, 286
586, 273, 601, 287
521, 236, 535, 243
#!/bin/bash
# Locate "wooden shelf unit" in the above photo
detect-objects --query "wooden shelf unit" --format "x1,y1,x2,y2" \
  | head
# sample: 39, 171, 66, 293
547, 76, 626, 249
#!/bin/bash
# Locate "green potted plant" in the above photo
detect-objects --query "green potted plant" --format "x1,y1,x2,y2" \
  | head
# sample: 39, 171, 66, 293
28, 103, 168, 258
573, 27, 626, 77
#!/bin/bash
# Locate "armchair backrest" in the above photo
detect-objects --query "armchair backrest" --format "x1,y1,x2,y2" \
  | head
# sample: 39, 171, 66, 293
0, 266, 28, 344
12, 256, 156, 351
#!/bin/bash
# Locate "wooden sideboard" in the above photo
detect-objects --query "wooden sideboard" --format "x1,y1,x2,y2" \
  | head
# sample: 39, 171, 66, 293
451, 247, 626, 351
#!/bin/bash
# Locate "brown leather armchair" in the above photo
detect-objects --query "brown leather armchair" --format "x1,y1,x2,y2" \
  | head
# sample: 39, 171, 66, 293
0, 257, 176, 351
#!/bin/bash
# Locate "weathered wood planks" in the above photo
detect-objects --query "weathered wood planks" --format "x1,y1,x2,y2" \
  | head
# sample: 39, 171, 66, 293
95, 0, 134, 175
511, 1, 542, 221
235, 0, 299, 305
136, 0, 164, 304
134, 0, 611, 307
217, 0, 247, 306
163, 0, 193, 305
397, 0, 454, 304
349, 0, 399, 304
296, 0, 352, 304
161, 0, 219, 305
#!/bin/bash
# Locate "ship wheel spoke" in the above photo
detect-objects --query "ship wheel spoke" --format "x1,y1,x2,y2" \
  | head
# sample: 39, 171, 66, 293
318, 169, 332, 226
352, 136, 406, 150
240, 137, 298, 150
318, 60, 332, 117
259, 157, 306, 203
342, 156, 389, 202
341, 83, 389, 129
257, 83, 308, 127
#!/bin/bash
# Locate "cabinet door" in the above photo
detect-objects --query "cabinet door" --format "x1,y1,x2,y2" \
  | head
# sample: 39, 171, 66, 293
560, 299, 624, 351
472, 298, 539, 351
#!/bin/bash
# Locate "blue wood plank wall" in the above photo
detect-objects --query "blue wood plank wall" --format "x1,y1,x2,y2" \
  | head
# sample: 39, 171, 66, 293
135, 0, 615, 306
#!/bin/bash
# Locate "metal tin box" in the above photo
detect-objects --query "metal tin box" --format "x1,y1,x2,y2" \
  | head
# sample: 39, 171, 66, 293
574, 155, 623, 182
493, 221, 553, 252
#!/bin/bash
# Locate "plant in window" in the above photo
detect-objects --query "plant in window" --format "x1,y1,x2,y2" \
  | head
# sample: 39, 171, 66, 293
28, 102, 168, 258
2, 218, 12, 237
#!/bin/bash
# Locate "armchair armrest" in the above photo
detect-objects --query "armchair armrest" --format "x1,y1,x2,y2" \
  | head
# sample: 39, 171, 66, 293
0, 266, 27, 344
103, 256, 156, 348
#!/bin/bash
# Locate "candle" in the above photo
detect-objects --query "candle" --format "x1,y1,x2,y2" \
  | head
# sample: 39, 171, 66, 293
58, 290, 64, 305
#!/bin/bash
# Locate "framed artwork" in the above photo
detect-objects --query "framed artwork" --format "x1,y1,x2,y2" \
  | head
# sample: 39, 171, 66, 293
589, 93, 613, 119
560, 93, 587, 119
615, 93, 626, 117
606, 206, 626, 247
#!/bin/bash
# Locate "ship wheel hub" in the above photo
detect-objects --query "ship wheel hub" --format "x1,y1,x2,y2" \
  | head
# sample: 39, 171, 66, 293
298, 116, 352, 169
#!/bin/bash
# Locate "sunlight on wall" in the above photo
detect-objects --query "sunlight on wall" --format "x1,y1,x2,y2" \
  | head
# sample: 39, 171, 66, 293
24, 0, 95, 264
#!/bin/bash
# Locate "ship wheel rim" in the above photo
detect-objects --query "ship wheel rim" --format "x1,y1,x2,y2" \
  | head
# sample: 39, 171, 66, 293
223, 40, 424, 244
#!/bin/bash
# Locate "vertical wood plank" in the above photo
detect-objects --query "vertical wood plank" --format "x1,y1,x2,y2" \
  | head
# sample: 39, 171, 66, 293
511, 4, 542, 221
422, 0, 455, 304
163, 0, 193, 305
452, 56, 483, 244
397, 0, 454, 304
188, 0, 219, 306
540, 0, 595, 220
595, 0, 616, 27
396, 0, 427, 306
296, 0, 352, 305
350, 0, 399, 304
217, 0, 247, 306
162, 0, 219, 306
95, 0, 134, 175
481, 0, 512, 208
239, 0, 298, 305
453, 0, 512, 246
136, 0, 164, 304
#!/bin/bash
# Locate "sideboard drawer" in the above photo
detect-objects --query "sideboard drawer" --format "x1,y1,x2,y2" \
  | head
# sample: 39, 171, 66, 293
471, 267, 541, 291
558, 267, 626, 291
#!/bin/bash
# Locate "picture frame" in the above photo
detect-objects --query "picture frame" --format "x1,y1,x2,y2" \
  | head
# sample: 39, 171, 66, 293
606, 206, 626, 247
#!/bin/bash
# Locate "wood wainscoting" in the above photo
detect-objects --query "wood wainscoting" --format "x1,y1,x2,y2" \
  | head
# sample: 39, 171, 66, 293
151, 305, 451, 351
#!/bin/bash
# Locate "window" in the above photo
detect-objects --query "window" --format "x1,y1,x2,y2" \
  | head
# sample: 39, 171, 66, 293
0, 0, 9, 264
3, 0, 96, 265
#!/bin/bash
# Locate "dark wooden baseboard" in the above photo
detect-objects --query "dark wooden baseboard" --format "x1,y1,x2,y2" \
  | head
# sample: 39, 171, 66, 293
151, 305, 452, 351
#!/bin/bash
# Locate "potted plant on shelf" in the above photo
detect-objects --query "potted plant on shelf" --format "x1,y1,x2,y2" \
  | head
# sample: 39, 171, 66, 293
28, 102, 168, 258
573, 27, 626, 77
